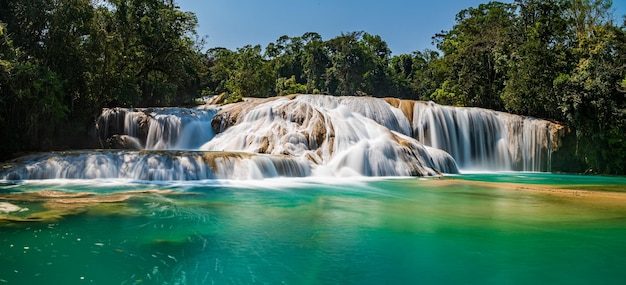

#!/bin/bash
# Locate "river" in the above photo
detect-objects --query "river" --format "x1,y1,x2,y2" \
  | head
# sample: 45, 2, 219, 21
1, 173, 625, 284
0, 95, 622, 284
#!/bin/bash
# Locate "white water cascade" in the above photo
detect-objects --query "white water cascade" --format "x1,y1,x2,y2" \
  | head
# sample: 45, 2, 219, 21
1, 95, 563, 180
412, 102, 557, 171
1, 151, 311, 180
95, 107, 218, 150
204, 96, 455, 177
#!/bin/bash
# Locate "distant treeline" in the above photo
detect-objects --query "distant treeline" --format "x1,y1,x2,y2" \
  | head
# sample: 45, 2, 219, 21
1, 0, 625, 174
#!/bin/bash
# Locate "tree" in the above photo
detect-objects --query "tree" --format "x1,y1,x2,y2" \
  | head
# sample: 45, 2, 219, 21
554, 1, 625, 173
226, 45, 273, 98
108, 0, 201, 106
412, 50, 444, 101
325, 32, 371, 96
301, 32, 329, 93
566, 0, 613, 40
360, 33, 392, 96
433, 2, 517, 109
389, 53, 416, 98
0, 0, 206, 158
0, 23, 67, 158
205, 47, 237, 95
275, 75, 307, 96
502, 0, 570, 117
266, 35, 305, 86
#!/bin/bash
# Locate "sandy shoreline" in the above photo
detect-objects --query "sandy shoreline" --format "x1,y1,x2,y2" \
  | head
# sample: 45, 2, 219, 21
432, 177, 626, 208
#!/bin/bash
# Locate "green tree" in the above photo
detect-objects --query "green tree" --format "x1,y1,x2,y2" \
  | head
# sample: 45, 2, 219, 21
412, 50, 444, 101
554, 1, 625, 173
112, 0, 201, 106
0, 23, 67, 158
226, 45, 273, 98
301, 32, 329, 93
0, 0, 206, 158
360, 33, 392, 96
325, 32, 371, 96
502, 0, 570, 117
389, 53, 416, 98
433, 1, 517, 109
266, 35, 305, 86
276, 75, 307, 96
205, 47, 237, 95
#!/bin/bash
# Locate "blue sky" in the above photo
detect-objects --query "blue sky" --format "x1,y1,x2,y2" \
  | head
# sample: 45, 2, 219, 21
177, 0, 626, 55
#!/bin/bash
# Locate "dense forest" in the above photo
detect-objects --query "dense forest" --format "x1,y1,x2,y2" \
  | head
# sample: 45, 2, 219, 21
1, 0, 625, 174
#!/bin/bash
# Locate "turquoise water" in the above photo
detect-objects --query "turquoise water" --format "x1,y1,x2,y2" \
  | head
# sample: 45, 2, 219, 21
1, 174, 625, 284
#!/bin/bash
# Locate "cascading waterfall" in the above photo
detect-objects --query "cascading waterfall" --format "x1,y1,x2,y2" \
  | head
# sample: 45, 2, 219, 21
204, 95, 457, 176
1, 151, 310, 181
96, 107, 217, 150
1, 95, 563, 180
412, 102, 557, 171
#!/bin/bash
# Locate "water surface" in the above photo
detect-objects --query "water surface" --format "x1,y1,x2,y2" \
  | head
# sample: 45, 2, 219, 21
1, 173, 625, 284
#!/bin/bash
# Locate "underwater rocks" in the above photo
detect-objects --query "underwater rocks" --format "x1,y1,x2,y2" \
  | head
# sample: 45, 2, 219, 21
0, 189, 191, 224
0, 202, 27, 213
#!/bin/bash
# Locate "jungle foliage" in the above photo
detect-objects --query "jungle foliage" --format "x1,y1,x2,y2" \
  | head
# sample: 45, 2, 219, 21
1, 0, 204, 155
1, 0, 625, 174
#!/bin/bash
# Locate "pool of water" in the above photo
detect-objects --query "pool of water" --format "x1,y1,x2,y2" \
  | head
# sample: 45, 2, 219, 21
1, 174, 625, 284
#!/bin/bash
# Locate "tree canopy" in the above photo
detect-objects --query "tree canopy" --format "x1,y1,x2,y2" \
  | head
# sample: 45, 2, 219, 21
1, 0, 204, 157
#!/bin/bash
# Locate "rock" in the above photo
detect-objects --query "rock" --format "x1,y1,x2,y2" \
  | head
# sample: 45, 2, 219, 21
0, 189, 197, 224
0, 202, 27, 213
107, 135, 143, 149
36, 190, 96, 198
383, 97, 415, 123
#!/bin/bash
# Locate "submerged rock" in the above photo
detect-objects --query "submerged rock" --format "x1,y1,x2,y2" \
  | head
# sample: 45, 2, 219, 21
0, 189, 195, 224
36, 190, 96, 198
0, 202, 27, 213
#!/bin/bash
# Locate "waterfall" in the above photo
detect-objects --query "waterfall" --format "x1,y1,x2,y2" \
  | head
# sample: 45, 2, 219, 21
1, 151, 310, 181
202, 96, 457, 177
412, 102, 556, 171
95, 107, 217, 150
2, 95, 563, 181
